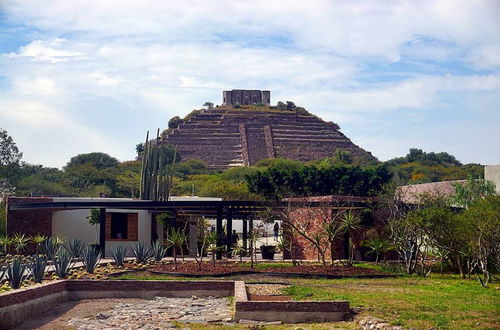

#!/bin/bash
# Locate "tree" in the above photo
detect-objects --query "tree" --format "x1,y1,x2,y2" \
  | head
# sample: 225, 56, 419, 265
65, 152, 119, 170
286, 101, 296, 111
168, 116, 184, 129
452, 175, 496, 208
203, 102, 214, 110
0, 128, 22, 166
341, 211, 362, 265
276, 101, 286, 110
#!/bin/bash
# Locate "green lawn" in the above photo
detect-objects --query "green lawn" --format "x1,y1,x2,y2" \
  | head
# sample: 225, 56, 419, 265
112, 269, 499, 329
284, 275, 499, 329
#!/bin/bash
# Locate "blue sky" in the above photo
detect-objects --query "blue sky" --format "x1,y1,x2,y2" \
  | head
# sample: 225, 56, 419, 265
0, 0, 499, 168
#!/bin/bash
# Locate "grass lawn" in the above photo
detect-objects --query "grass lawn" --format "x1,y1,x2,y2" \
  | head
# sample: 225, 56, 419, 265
285, 275, 499, 329
113, 267, 499, 329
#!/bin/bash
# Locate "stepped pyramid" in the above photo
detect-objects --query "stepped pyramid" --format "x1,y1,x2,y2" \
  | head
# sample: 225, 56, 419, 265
161, 106, 374, 169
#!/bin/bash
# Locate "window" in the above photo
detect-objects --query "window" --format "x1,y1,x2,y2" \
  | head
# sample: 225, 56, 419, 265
106, 212, 138, 241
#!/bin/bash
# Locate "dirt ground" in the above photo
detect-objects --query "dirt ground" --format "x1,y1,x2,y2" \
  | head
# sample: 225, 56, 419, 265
12, 298, 144, 330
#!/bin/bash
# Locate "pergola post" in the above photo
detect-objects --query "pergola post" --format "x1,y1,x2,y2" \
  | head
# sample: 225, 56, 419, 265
99, 208, 106, 257
216, 207, 223, 260
242, 219, 248, 252
226, 209, 233, 257
249, 219, 254, 259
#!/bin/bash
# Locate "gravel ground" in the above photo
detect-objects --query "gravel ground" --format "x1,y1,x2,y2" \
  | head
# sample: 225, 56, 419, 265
246, 283, 291, 295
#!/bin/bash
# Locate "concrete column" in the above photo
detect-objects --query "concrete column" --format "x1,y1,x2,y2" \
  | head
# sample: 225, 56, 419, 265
216, 208, 223, 260
226, 210, 233, 257
242, 220, 248, 251
99, 208, 106, 257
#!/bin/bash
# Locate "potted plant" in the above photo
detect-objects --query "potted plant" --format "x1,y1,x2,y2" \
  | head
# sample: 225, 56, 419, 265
260, 245, 276, 260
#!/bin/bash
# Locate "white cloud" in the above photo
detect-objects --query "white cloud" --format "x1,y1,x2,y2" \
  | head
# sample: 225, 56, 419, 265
0, 1, 499, 166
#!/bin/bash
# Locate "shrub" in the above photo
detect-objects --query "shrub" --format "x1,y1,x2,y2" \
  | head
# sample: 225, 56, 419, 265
111, 245, 127, 267
132, 242, 152, 264
83, 245, 101, 274
52, 249, 73, 278
29, 255, 47, 283
67, 239, 85, 259
6, 258, 28, 289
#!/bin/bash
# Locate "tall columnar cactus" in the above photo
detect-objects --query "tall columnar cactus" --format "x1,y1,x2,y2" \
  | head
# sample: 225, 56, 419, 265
139, 130, 178, 201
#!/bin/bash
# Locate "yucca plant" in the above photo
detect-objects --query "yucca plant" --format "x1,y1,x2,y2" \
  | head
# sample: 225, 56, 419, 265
132, 242, 152, 264
52, 249, 73, 278
166, 228, 186, 270
41, 237, 62, 260
363, 238, 392, 264
67, 239, 86, 259
151, 240, 167, 262
29, 255, 47, 283
111, 245, 127, 267
31, 234, 47, 255
0, 235, 13, 255
231, 243, 246, 262
13, 233, 29, 255
83, 245, 101, 274
0, 266, 6, 282
6, 258, 28, 289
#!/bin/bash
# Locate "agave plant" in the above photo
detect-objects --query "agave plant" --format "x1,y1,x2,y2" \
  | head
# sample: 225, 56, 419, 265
67, 239, 86, 259
132, 242, 152, 264
29, 255, 47, 283
13, 233, 29, 255
0, 266, 5, 282
151, 240, 167, 262
31, 234, 47, 255
41, 237, 62, 260
83, 245, 101, 274
6, 258, 29, 289
111, 245, 127, 267
0, 235, 13, 255
52, 249, 73, 278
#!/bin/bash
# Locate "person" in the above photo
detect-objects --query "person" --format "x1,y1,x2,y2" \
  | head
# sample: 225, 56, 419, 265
231, 230, 239, 245
273, 222, 279, 241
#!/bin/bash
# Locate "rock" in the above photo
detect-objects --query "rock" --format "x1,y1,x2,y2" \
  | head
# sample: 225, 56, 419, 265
95, 312, 110, 320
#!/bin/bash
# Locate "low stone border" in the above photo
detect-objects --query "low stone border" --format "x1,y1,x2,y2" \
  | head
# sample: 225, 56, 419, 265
0, 280, 234, 329
234, 280, 350, 323
0, 279, 352, 328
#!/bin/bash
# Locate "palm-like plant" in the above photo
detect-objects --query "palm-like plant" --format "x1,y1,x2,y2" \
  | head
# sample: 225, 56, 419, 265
31, 234, 47, 255
363, 238, 392, 263
13, 233, 29, 255
275, 236, 287, 261
206, 232, 219, 266
341, 211, 362, 265
0, 235, 13, 255
231, 243, 246, 262
166, 228, 186, 270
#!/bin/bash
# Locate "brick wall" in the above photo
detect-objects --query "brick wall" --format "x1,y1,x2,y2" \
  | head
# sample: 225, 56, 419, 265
6, 197, 53, 253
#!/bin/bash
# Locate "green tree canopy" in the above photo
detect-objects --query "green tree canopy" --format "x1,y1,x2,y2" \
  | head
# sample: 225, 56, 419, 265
64, 152, 119, 170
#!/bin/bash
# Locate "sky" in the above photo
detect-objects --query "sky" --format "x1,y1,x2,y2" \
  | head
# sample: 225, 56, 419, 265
0, 0, 499, 168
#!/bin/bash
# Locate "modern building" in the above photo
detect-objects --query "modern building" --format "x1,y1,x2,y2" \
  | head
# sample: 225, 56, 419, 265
485, 165, 500, 193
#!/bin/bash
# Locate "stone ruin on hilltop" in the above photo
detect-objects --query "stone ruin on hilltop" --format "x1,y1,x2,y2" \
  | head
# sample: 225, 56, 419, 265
158, 90, 375, 169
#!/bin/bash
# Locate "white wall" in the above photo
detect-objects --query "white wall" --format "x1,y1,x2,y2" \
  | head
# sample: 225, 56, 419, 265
52, 207, 152, 257
485, 165, 500, 194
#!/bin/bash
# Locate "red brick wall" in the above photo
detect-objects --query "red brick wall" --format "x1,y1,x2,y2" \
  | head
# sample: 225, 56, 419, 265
6, 197, 53, 253
282, 195, 385, 262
